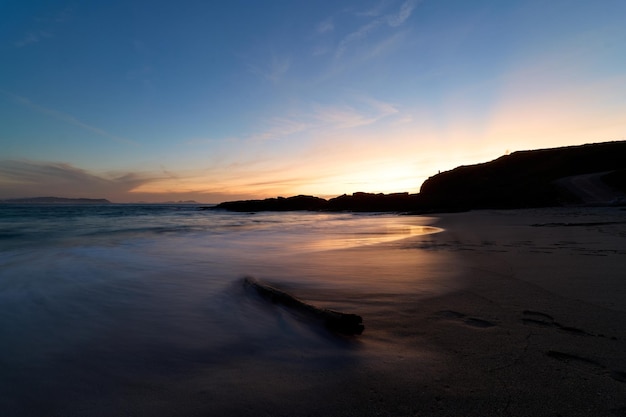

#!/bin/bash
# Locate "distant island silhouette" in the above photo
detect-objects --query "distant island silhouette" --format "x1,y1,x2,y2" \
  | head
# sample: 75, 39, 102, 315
213, 141, 626, 213
0, 197, 111, 204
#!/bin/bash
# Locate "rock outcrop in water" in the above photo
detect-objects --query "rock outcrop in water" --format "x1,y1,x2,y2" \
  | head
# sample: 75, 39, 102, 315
214, 195, 328, 212
212, 192, 423, 212
327, 192, 421, 212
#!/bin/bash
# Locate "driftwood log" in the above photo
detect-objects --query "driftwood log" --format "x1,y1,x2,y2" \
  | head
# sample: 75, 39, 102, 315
243, 276, 364, 335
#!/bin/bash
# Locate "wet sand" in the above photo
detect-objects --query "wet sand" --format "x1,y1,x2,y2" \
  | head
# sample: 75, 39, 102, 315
363, 207, 626, 416
31, 207, 625, 417
222, 207, 626, 417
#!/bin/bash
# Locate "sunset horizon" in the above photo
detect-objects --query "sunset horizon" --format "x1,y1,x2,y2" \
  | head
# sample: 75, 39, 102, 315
2, 1, 625, 203
1, 139, 624, 204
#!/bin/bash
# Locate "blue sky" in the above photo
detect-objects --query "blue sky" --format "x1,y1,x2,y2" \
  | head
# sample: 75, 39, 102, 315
2, 0, 625, 202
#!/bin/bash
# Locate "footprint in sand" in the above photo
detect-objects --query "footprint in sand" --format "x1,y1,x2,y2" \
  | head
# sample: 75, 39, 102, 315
521, 310, 596, 336
521, 310, 555, 327
435, 310, 496, 329
546, 350, 603, 368
527, 313, 625, 384
546, 350, 626, 384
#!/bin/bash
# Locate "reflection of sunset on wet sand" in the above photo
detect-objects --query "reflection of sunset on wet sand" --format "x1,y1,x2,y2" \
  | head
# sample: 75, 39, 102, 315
296, 217, 443, 252
311, 224, 441, 251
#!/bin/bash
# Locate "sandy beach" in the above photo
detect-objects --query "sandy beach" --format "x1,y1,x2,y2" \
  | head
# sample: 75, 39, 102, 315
4, 206, 625, 417
206, 207, 626, 417
368, 207, 626, 417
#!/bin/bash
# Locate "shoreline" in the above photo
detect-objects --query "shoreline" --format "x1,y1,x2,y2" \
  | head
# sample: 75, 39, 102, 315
3, 207, 624, 416
241, 207, 626, 417
353, 206, 626, 416
161, 207, 626, 417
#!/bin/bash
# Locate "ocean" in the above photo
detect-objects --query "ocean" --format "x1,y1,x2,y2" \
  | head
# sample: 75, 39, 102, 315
0, 204, 454, 416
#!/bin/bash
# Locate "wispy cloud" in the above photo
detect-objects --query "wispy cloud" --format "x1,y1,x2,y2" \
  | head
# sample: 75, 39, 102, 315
358, 95, 400, 118
3, 91, 137, 146
0, 160, 148, 200
249, 117, 312, 142
15, 31, 52, 48
336, 19, 383, 59
247, 54, 291, 83
34, 6, 73, 23
335, 0, 420, 59
364, 31, 406, 61
317, 17, 335, 34
242, 172, 334, 190
312, 45, 332, 57
387, 0, 420, 27
248, 95, 399, 141
311, 94, 399, 130
15, 7, 72, 47
0, 159, 245, 203
356, 0, 391, 17
268, 56, 291, 82
314, 101, 398, 129
313, 105, 378, 129
54, 7, 73, 23
184, 136, 239, 146
126, 64, 156, 90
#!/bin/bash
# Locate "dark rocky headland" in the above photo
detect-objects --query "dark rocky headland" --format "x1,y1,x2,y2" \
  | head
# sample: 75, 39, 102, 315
212, 141, 626, 213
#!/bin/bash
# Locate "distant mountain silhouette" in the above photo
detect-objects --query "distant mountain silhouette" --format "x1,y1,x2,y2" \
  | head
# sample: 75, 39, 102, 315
213, 140, 626, 213
0, 197, 111, 204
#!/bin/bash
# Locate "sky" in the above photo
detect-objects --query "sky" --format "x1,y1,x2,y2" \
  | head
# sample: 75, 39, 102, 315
1, 0, 625, 203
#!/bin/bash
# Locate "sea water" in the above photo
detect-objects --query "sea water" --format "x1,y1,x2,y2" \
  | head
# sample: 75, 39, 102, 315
0, 204, 453, 416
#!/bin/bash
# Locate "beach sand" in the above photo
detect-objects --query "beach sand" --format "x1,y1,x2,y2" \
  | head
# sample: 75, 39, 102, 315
59, 207, 625, 417
213, 207, 626, 417
364, 207, 626, 417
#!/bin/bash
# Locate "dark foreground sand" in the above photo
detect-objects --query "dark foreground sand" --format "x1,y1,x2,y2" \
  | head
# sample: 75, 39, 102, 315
225, 207, 626, 417
366, 207, 626, 417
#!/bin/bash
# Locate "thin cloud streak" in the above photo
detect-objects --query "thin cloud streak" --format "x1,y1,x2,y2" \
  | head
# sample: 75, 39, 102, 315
317, 18, 334, 34
0, 160, 148, 200
3, 91, 137, 146
15, 6, 72, 47
387, 0, 420, 27
247, 54, 291, 83
245, 95, 399, 142
248, 117, 312, 142
313, 105, 378, 129
356, 0, 391, 17
335, 19, 383, 59
312, 96, 399, 129
335, 0, 420, 59
15, 31, 52, 47
0, 160, 248, 203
